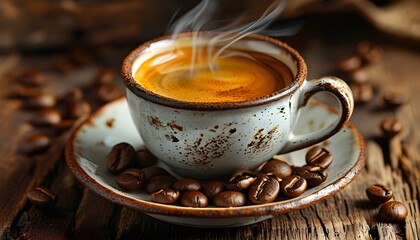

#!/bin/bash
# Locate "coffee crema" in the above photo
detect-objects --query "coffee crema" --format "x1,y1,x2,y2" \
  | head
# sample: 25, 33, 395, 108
134, 46, 293, 103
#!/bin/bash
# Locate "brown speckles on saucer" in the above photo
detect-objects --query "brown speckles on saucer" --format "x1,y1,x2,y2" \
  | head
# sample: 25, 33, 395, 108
105, 118, 115, 128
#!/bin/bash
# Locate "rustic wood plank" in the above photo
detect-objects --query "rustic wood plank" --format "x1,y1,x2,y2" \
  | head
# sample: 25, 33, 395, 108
74, 188, 115, 240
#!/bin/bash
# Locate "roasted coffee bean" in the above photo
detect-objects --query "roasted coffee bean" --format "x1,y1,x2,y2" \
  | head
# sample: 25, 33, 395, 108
349, 82, 374, 104
53, 119, 76, 133
305, 146, 333, 169
142, 166, 169, 180
116, 168, 145, 191
18, 133, 51, 155
67, 101, 91, 119
201, 180, 224, 199
106, 142, 136, 175
213, 191, 247, 207
348, 68, 370, 84
366, 184, 393, 204
27, 187, 58, 208
335, 55, 363, 72
180, 190, 208, 207
380, 117, 403, 139
248, 174, 280, 204
226, 170, 257, 191
30, 107, 61, 127
93, 68, 115, 86
55, 57, 76, 74
96, 85, 123, 103
24, 93, 57, 109
383, 91, 408, 108
62, 88, 83, 103
11, 85, 42, 99
378, 201, 408, 222
135, 149, 157, 168
173, 178, 201, 192
151, 188, 180, 204
145, 174, 177, 193
294, 165, 328, 187
356, 41, 384, 63
281, 175, 307, 198
17, 70, 46, 87
261, 158, 293, 179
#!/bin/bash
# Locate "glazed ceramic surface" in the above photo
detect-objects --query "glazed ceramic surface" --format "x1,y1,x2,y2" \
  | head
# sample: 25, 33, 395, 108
66, 98, 365, 228
122, 33, 354, 179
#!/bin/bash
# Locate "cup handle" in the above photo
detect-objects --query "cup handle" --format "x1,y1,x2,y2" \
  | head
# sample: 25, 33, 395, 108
280, 76, 354, 153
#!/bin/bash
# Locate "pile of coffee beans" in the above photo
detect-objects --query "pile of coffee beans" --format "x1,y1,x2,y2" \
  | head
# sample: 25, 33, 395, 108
11, 67, 122, 208
107, 143, 333, 207
365, 184, 408, 222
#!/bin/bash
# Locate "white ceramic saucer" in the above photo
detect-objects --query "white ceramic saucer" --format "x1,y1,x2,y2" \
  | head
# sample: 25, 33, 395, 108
66, 98, 365, 228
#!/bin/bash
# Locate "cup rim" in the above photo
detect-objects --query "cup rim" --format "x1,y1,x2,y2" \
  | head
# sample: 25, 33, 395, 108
121, 32, 307, 110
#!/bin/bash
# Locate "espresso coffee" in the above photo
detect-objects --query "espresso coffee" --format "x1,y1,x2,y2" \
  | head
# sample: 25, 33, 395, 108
134, 46, 293, 103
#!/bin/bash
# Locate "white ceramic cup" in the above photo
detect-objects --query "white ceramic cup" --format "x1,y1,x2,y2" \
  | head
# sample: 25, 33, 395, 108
121, 33, 354, 179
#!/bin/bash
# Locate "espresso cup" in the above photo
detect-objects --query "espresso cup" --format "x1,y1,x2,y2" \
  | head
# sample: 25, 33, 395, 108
121, 32, 354, 179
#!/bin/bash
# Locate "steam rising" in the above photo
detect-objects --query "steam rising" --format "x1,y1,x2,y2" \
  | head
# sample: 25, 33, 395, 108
167, 0, 300, 74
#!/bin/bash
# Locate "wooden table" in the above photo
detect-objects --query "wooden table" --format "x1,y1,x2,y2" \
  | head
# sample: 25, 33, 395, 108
1, 13, 419, 239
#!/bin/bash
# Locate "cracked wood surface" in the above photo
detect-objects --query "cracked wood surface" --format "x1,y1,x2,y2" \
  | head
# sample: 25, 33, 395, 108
0, 14, 419, 239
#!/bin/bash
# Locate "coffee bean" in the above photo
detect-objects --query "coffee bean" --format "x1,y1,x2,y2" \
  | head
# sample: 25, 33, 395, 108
213, 191, 247, 207
96, 85, 123, 103
145, 174, 177, 193
67, 101, 91, 119
18, 133, 51, 155
348, 68, 370, 84
261, 158, 292, 179
173, 178, 201, 192
180, 190, 208, 207
201, 180, 224, 199
17, 70, 46, 87
151, 188, 180, 204
93, 68, 115, 86
366, 184, 393, 204
248, 174, 280, 204
106, 143, 136, 175
356, 41, 384, 63
380, 117, 403, 139
226, 170, 257, 191
116, 168, 145, 191
30, 107, 62, 127
62, 88, 83, 103
142, 166, 169, 180
24, 93, 57, 109
349, 82, 374, 104
53, 119, 76, 133
378, 201, 408, 222
11, 85, 42, 99
305, 146, 333, 169
55, 57, 76, 74
27, 187, 58, 208
335, 55, 363, 72
294, 165, 328, 187
281, 175, 307, 198
383, 91, 408, 108
135, 149, 157, 168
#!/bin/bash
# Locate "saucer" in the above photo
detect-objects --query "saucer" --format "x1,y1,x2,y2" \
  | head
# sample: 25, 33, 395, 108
66, 98, 365, 228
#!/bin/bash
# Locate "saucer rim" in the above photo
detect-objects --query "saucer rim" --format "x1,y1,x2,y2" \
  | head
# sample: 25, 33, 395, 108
65, 97, 366, 218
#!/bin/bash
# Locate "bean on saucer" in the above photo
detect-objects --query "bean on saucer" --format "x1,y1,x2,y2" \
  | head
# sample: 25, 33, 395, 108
116, 168, 145, 191
173, 178, 201, 192
180, 190, 208, 207
294, 165, 328, 187
135, 149, 158, 168
151, 189, 180, 204
305, 146, 333, 169
248, 174, 280, 204
261, 158, 293, 179
281, 175, 307, 198
226, 170, 257, 191
145, 174, 177, 193
213, 191, 247, 207
107, 142, 136, 175
201, 180, 225, 200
